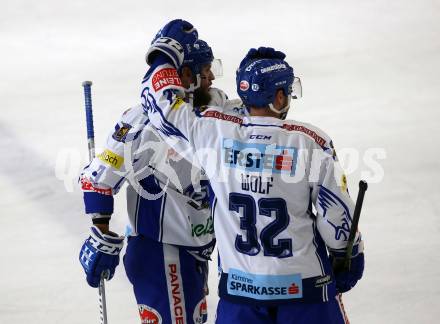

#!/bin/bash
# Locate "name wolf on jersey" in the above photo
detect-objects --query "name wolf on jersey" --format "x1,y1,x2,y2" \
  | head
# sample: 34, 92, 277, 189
223, 138, 298, 175
241, 174, 274, 194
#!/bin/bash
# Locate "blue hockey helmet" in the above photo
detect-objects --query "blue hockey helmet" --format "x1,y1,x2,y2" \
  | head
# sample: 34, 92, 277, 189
236, 58, 295, 108
181, 39, 214, 75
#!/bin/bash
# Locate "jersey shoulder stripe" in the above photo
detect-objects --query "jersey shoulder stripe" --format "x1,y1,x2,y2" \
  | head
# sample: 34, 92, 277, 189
282, 119, 333, 150
201, 109, 243, 125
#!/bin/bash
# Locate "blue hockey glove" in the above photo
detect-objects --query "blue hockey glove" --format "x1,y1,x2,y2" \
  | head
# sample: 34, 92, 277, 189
238, 47, 286, 70
79, 226, 124, 288
330, 251, 365, 293
146, 19, 198, 68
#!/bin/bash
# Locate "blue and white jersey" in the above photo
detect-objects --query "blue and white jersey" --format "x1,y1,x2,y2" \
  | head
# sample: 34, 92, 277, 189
80, 87, 240, 260
141, 62, 363, 305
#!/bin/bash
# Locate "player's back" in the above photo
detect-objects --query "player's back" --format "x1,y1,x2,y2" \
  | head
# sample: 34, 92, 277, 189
192, 110, 352, 304
142, 61, 356, 305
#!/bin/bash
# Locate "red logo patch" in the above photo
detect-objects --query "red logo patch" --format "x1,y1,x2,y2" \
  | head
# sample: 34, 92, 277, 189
138, 304, 162, 324
80, 177, 112, 195
239, 80, 249, 91
152, 68, 182, 92
193, 297, 208, 324
275, 150, 293, 171
288, 283, 300, 295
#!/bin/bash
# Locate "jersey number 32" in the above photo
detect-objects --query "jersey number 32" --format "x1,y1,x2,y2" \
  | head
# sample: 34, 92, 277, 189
229, 193, 292, 258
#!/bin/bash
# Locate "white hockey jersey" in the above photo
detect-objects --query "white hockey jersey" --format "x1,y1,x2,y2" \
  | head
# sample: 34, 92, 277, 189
80, 87, 238, 259
141, 62, 363, 304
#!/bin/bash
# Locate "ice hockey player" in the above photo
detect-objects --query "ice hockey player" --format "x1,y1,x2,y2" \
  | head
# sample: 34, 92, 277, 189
141, 19, 365, 324
78, 33, 235, 323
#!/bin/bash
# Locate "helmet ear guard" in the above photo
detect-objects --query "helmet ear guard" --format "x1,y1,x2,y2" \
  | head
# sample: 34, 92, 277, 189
268, 77, 302, 119
292, 77, 302, 99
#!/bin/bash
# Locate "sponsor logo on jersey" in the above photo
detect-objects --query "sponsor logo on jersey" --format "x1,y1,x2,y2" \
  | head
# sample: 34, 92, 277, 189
251, 83, 259, 91
138, 304, 162, 324
329, 140, 338, 161
152, 68, 182, 92
98, 149, 124, 170
239, 80, 249, 91
341, 174, 348, 193
193, 298, 208, 324
171, 97, 185, 110
191, 216, 214, 237
80, 177, 112, 195
249, 134, 272, 140
227, 268, 303, 300
168, 264, 185, 323
112, 122, 132, 142
281, 124, 326, 148
203, 111, 243, 124
223, 139, 298, 175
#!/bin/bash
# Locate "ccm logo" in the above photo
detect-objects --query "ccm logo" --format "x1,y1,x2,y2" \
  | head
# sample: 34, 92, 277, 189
250, 134, 271, 140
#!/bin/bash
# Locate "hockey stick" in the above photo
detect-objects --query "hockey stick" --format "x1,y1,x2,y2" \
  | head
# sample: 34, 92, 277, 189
344, 180, 368, 269
333, 180, 368, 273
82, 81, 109, 324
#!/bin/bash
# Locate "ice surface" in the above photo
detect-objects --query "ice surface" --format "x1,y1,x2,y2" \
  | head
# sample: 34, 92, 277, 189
1, 0, 439, 323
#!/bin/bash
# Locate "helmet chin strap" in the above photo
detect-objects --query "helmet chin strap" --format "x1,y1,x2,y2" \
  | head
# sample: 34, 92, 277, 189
184, 74, 202, 106
268, 96, 291, 120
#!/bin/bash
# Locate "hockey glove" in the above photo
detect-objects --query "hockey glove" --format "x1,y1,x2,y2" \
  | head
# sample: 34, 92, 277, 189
79, 226, 124, 288
146, 19, 198, 68
238, 47, 286, 70
330, 250, 365, 293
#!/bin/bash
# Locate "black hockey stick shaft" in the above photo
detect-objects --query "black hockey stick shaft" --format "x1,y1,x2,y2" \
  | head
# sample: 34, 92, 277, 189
344, 180, 368, 270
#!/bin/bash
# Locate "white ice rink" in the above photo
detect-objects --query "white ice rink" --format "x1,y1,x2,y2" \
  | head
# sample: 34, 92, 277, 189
1, 0, 439, 323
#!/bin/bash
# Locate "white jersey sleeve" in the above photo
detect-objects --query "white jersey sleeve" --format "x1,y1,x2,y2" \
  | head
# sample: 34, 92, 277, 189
80, 104, 215, 257
142, 62, 363, 304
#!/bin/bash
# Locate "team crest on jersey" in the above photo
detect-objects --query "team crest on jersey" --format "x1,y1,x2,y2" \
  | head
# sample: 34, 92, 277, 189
138, 304, 162, 324
317, 185, 352, 241
112, 122, 132, 142
193, 297, 208, 324
222, 139, 298, 175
